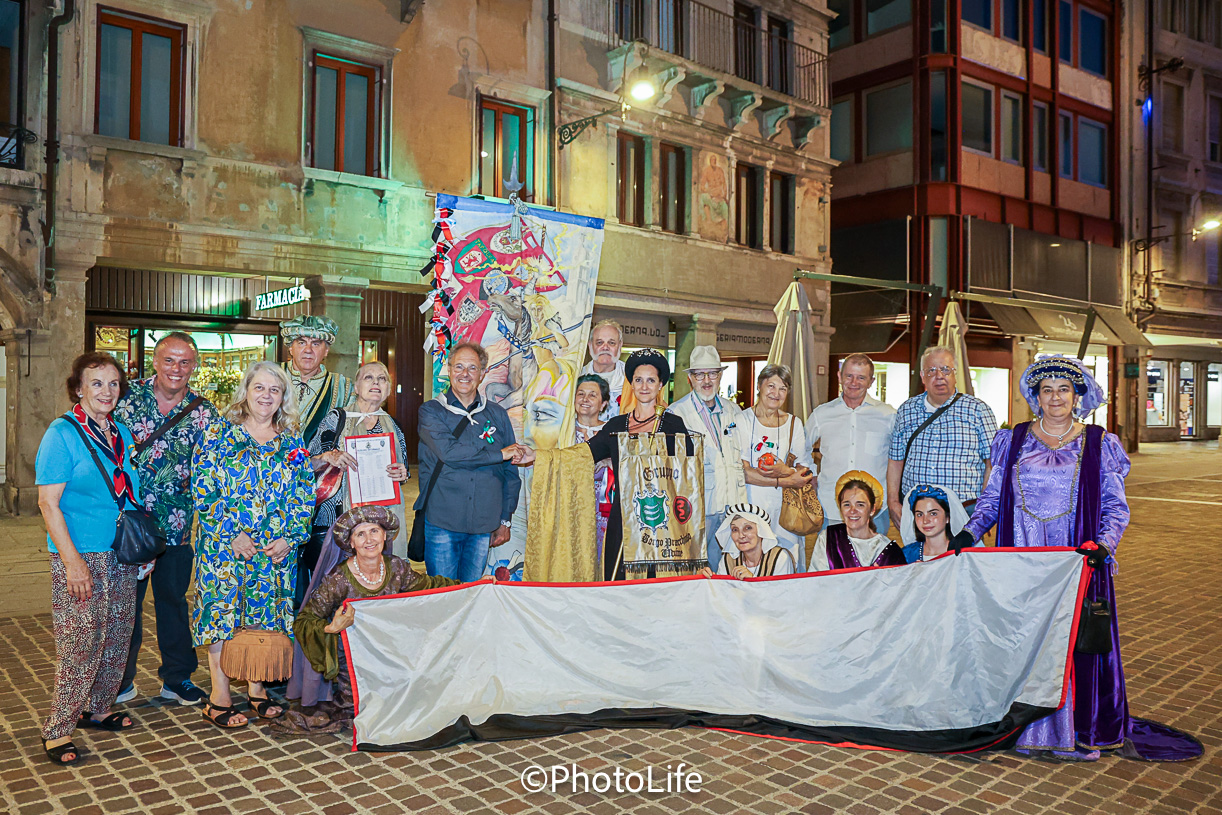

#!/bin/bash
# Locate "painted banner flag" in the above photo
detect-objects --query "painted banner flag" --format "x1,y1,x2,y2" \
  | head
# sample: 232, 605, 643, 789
342, 548, 1092, 752
424, 195, 605, 579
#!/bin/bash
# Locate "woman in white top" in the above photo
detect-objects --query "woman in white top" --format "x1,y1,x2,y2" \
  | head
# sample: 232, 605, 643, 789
736, 364, 814, 570
699, 503, 795, 578
809, 471, 906, 572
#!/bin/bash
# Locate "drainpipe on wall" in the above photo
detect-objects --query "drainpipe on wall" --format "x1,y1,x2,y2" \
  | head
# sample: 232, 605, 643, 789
546, 0, 557, 208
44, 0, 77, 295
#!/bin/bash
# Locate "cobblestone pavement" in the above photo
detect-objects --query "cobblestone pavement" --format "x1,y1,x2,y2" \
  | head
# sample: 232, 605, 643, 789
1, 443, 1219, 815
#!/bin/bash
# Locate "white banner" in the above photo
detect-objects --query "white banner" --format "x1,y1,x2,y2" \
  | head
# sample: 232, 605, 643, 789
344, 549, 1087, 749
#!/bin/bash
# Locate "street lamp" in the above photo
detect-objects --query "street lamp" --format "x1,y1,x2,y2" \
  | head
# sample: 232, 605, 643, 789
1133, 218, 1222, 251
1193, 219, 1221, 240
557, 41, 656, 149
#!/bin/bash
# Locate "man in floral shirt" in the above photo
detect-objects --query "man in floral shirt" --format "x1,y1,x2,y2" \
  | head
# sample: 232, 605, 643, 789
114, 332, 220, 706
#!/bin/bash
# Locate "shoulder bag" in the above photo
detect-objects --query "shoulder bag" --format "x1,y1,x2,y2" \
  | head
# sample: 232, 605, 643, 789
131, 395, 207, 458
407, 415, 472, 562
899, 393, 962, 485
779, 416, 823, 536
62, 416, 167, 565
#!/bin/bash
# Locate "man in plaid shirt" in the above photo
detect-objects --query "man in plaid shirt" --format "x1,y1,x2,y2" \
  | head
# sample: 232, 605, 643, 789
885, 346, 998, 523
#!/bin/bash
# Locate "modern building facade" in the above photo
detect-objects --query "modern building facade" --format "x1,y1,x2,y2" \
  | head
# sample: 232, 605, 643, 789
1126, 0, 1222, 443
825, 0, 1145, 443
0, 0, 834, 512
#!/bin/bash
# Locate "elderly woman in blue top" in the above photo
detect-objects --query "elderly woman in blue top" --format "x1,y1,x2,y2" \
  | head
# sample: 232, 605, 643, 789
35, 353, 144, 765
416, 342, 524, 582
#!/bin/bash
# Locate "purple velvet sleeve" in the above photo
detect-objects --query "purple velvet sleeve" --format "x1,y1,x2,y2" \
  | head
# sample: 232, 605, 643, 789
963, 428, 1012, 541
1095, 432, 1131, 556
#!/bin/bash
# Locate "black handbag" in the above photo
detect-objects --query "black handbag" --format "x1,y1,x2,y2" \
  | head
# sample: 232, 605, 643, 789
1075, 598, 1113, 655
63, 416, 167, 565
407, 415, 472, 562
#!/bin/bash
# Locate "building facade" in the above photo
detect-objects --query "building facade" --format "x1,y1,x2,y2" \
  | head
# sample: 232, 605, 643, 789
825, 0, 1145, 443
1126, 0, 1222, 443
0, 0, 833, 512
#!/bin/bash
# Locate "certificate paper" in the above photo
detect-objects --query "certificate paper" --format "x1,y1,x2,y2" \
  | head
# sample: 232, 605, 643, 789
345, 433, 401, 507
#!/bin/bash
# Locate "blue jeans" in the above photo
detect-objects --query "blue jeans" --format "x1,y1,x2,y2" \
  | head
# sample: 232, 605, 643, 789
424, 520, 490, 582
705, 511, 725, 569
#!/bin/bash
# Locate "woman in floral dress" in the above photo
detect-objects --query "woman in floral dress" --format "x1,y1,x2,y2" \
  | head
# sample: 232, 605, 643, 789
191, 361, 315, 729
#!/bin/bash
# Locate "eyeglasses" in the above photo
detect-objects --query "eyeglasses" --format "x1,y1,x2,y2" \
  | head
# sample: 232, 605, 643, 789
923, 366, 955, 377
690, 371, 722, 381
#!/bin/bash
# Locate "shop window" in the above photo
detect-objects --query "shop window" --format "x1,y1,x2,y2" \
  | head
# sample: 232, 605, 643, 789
0, 0, 23, 167
1206, 94, 1221, 162
962, 81, 993, 155
1033, 0, 1048, 52
1001, 92, 1022, 164
1147, 360, 1170, 427
1079, 355, 1109, 426
1180, 361, 1197, 437
1077, 118, 1106, 187
930, 71, 947, 180
969, 367, 1010, 425
658, 141, 686, 234
1058, 110, 1073, 177
616, 131, 645, 226
1002, 0, 1021, 41
1078, 8, 1106, 75
1161, 81, 1184, 153
866, 0, 911, 35
868, 361, 910, 410
830, 97, 853, 163
865, 81, 912, 155
479, 98, 534, 200
96, 9, 184, 146
828, 0, 851, 49
962, 0, 990, 30
1033, 101, 1049, 171
768, 170, 794, 254
1208, 363, 1222, 428
1058, 0, 1072, 63
735, 161, 762, 249
310, 55, 379, 176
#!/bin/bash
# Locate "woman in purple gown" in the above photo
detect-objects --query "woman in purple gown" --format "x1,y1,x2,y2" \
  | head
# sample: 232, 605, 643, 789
964, 356, 1199, 762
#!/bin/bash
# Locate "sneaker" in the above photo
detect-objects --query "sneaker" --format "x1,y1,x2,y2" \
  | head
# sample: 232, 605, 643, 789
114, 684, 138, 704
160, 680, 207, 706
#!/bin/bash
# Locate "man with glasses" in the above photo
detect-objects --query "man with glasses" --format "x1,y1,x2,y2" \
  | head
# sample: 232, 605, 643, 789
805, 353, 896, 534
668, 345, 748, 567
886, 346, 997, 524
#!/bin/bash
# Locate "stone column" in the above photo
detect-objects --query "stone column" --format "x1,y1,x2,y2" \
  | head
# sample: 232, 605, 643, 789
672, 314, 723, 400
2, 263, 89, 515
306, 275, 369, 378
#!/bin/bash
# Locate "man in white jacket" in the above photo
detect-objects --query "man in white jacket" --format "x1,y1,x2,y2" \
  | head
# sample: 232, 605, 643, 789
668, 345, 749, 567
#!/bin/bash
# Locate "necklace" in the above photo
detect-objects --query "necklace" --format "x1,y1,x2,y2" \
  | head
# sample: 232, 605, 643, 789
1038, 417, 1074, 446
350, 556, 385, 587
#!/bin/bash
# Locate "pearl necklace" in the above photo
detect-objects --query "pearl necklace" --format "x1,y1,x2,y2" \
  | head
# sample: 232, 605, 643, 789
1039, 417, 1074, 446
350, 556, 385, 587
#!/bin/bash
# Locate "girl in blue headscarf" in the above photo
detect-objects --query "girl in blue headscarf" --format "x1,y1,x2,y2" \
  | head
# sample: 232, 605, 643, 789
899, 484, 972, 563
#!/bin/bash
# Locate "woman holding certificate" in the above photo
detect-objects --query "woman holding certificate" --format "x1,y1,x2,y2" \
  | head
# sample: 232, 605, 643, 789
309, 362, 411, 558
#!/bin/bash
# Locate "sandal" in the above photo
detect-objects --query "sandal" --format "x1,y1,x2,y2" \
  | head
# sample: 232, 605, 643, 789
77, 711, 136, 731
247, 696, 285, 720
41, 738, 80, 765
202, 702, 249, 729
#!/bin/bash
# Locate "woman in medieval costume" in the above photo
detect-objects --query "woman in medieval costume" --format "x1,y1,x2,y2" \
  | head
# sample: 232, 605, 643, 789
964, 355, 1201, 762
699, 503, 796, 578
276, 506, 460, 735
808, 471, 906, 572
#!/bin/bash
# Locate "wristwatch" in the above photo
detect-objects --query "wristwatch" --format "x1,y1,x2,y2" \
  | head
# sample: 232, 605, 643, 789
499, 520, 512, 529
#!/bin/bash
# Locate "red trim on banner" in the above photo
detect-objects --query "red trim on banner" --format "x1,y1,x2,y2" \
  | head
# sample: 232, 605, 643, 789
1058, 552, 1096, 710
340, 603, 361, 753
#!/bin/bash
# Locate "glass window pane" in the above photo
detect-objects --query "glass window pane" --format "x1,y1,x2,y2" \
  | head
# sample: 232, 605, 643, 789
99, 24, 133, 139
139, 32, 173, 145
931, 71, 947, 180
1033, 104, 1048, 171
1208, 96, 1222, 162
1003, 0, 1020, 40
830, 98, 852, 162
930, 0, 947, 52
313, 65, 337, 170
480, 106, 496, 194
829, 0, 851, 48
501, 111, 522, 193
865, 81, 912, 155
1058, 0, 1072, 62
929, 216, 948, 292
1002, 94, 1021, 162
866, 0, 910, 35
1078, 119, 1106, 185
1059, 112, 1073, 177
0, 0, 19, 164
1147, 360, 1169, 426
1079, 10, 1106, 74
1033, 0, 1047, 51
962, 0, 991, 29
962, 82, 992, 154
1208, 363, 1222, 427
1161, 82, 1183, 152
343, 71, 369, 174
1180, 361, 1196, 437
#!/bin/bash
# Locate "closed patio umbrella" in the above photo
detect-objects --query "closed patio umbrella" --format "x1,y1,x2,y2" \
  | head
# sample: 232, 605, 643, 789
768, 282, 820, 422
938, 301, 975, 396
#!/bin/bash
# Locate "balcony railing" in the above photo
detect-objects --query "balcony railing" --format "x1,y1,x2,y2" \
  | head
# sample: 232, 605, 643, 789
591, 0, 828, 109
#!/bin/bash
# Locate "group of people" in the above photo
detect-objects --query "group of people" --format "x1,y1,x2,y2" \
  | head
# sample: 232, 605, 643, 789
32, 309, 1153, 765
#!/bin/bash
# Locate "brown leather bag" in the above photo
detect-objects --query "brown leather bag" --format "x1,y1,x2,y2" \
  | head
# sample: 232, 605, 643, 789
220, 562, 293, 682
779, 417, 823, 536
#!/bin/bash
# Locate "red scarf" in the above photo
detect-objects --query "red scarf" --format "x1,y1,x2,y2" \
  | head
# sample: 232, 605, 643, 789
71, 404, 136, 506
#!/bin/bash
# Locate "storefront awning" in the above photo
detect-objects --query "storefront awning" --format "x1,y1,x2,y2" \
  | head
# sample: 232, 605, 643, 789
959, 294, 1151, 349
